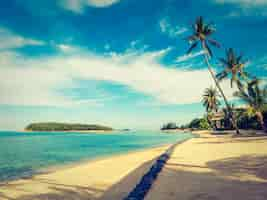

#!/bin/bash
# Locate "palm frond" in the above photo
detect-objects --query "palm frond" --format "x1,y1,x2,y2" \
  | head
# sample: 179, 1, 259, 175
197, 16, 203, 32
202, 41, 212, 57
186, 35, 198, 43
186, 42, 198, 54
236, 54, 243, 63
233, 91, 251, 104
185, 16, 218, 55
216, 70, 228, 81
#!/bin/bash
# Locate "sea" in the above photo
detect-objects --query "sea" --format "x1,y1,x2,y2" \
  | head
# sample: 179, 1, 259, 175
0, 130, 193, 182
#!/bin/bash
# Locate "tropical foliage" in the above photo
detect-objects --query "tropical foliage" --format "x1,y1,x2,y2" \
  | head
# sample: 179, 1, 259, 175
202, 87, 220, 112
186, 118, 211, 130
186, 16, 220, 57
25, 122, 113, 131
233, 79, 267, 132
169, 16, 267, 134
216, 48, 248, 88
186, 16, 240, 134
161, 122, 178, 130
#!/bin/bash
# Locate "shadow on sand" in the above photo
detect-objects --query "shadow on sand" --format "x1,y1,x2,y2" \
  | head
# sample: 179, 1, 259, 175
2, 140, 267, 200
0, 158, 157, 200
0, 142, 182, 200
145, 155, 267, 200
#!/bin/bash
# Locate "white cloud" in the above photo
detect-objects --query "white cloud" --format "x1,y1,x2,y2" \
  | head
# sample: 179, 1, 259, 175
56, 44, 81, 53
0, 27, 44, 49
214, 0, 267, 5
159, 18, 188, 38
176, 51, 205, 63
213, 0, 267, 16
60, 0, 120, 13
0, 46, 238, 107
87, 0, 120, 7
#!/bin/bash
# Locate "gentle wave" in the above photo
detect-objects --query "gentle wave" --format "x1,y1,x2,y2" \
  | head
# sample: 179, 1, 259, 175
0, 130, 193, 182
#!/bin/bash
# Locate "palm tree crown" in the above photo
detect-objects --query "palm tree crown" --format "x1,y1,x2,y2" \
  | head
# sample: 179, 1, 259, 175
234, 78, 267, 131
202, 87, 220, 112
234, 79, 267, 113
216, 48, 248, 88
186, 16, 220, 57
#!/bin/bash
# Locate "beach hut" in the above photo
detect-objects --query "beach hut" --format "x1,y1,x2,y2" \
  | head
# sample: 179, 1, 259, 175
210, 111, 225, 129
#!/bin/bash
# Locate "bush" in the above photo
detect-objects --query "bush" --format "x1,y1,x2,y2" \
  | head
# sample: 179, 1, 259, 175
199, 118, 210, 129
161, 122, 178, 130
187, 118, 210, 130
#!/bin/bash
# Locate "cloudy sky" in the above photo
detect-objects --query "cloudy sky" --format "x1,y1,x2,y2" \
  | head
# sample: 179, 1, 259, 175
0, 0, 267, 130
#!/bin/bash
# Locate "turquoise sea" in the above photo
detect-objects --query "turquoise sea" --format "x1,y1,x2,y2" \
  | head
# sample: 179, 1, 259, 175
0, 130, 193, 182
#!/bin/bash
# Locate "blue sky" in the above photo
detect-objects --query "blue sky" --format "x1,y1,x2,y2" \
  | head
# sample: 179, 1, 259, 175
0, 0, 267, 130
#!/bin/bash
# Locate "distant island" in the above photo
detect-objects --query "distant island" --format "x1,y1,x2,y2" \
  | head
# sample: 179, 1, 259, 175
25, 122, 113, 132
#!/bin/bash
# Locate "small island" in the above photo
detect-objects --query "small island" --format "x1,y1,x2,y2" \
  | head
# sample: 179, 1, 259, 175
25, 122, 113, 132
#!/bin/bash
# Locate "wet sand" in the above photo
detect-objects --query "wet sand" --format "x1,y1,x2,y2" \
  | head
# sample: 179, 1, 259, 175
0, 145, 171, 200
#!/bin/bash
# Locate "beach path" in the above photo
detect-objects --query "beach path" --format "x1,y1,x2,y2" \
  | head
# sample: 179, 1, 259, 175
0, 145, 170, 200
145, 134, 267, 200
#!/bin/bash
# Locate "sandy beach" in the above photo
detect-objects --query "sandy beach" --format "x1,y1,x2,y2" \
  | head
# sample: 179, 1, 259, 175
0, 144, 171, 200
1, 133, 267, 200
145, 133, 267, 200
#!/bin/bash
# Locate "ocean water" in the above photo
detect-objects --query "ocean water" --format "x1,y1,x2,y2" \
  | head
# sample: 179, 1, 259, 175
0, 130, 193, 182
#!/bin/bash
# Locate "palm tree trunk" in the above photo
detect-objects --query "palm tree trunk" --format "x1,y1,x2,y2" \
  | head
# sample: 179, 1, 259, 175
256, 111, 267, 133
207, 114, 214, 129
203, 53, 240, 134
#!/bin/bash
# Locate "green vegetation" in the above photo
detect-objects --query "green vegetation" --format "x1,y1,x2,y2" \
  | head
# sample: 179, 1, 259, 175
216, 48, 248, 88
25, 122, 113, 132
202, 87, 220, 113
185, 16, 239, 134
162, 16, 267, 134
161, 122, 178, 130
161, 118, 211, 131
182, 118, 211, 130
183, 16, 267, 134
234, 79, 267, 132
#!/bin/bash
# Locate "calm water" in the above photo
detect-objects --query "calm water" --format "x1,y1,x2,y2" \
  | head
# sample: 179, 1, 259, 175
0, 130, 193, 182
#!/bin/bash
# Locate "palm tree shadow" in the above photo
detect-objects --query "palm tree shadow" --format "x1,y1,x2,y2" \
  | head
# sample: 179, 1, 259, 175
0, 177, 105, 200
0, 157, 160, 200
145, 155, 267, 200
207, 155, 267, 180
99, 142, 183, 200
15, 186, 98, 200
196, 136, 267, 145
98, 158, 157, 200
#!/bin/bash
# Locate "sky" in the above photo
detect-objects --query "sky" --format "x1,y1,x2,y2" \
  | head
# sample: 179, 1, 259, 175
0, 0, 267, 130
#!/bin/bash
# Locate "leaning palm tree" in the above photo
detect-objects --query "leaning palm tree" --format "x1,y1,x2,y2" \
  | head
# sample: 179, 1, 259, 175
234, 78, 267, 132
186, 16, 240, 134
216, 48, 249, 88
202, 87, 220, 113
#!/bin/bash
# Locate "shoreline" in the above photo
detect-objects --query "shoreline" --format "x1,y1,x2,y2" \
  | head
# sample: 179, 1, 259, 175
36, 142, 174, 179
0, 141, 180, 199
0, 142, 174, 185
1, 133, 267, 200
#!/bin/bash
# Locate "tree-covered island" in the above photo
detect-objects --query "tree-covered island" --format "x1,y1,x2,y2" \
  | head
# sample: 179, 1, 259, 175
25, 122, 113, 132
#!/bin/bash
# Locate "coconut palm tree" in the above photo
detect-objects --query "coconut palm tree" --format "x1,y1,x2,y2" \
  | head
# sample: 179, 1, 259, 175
202, 87, 220, 113
233, 78, 267, 132
216, 48, 249, 88
186, 16, 220, 57
186, 16, 240, 134
202, 87, 220, 129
